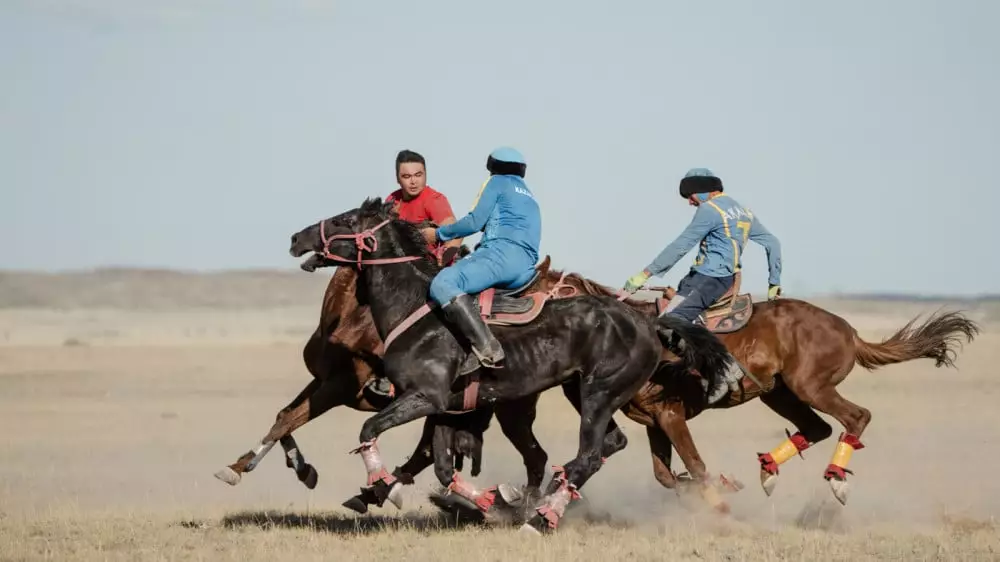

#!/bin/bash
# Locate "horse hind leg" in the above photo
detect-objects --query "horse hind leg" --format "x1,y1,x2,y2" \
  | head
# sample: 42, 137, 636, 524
787, 367, 872, 506
811, 389, 871, 505
520, 359, 649, 535
756, 381, 833, 497
561, 377, 629, 462
494, 396, 549, 506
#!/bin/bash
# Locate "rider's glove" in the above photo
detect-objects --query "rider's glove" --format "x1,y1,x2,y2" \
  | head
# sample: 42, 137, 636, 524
768, 284, 782, 301
623, 270, 652, 294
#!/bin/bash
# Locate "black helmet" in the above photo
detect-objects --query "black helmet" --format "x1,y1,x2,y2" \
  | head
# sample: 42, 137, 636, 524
678, 167, 723, 199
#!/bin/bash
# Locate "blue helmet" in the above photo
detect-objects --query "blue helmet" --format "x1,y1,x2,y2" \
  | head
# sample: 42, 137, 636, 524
486, 146, 527, 177
679, 167, 723, 199
489, 147, 525, 164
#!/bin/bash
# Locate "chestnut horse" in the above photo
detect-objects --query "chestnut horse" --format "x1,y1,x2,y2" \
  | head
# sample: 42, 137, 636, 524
530, 275, 979, 506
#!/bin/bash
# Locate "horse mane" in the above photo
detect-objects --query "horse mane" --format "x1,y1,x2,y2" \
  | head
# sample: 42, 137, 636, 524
358, 197, 436, 263
544, 266, 653, 308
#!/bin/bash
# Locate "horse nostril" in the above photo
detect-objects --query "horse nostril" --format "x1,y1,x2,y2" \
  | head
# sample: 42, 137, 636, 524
291, 234, 299, 246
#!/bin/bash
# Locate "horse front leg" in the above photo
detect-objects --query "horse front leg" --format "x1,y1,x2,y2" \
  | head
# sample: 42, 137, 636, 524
341, 415, 438, 514
214, 377, 348, 487
656, 402, 741, 514
352, 390, 442, 510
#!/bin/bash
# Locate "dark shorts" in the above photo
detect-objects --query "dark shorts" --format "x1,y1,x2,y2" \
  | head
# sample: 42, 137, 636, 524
661, 270, 734, 322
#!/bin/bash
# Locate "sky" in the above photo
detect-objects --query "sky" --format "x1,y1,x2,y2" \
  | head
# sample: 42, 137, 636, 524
2, 0, 998, 296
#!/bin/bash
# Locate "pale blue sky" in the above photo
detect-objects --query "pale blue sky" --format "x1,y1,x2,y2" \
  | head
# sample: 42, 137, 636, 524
2, 1, 998, 295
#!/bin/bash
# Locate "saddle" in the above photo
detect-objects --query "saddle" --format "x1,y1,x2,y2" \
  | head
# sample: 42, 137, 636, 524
651, 272, 754, 333
472, 256, 555, 326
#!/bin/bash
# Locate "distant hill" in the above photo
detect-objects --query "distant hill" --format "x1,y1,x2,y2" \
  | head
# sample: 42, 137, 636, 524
0, 268, 333, 310
0, 267, 996, 310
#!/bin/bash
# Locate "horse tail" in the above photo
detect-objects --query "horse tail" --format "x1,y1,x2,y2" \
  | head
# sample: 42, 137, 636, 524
852, 310, 979, 370
655, 314, 733, 392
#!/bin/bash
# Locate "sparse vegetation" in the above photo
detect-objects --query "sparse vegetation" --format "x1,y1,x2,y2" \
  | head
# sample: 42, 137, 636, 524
1, 269, 996, 560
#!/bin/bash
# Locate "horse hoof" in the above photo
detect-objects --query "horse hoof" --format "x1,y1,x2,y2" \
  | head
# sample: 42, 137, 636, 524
718, 473, 744, 494
386, 481, 404, 510
700, 483, 730, 514
214, 467, 241, 486
342, 495, 369, 514
760, 471, 778, 497
497, 483, 525, 507
299, 465, 318, 490
518, 522, 542, 536
829, 478, 849, 505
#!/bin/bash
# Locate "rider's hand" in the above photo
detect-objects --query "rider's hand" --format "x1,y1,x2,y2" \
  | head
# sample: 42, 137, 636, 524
420, 227, 439, 246
768, 284, 782, 301
623, 270, 652, 293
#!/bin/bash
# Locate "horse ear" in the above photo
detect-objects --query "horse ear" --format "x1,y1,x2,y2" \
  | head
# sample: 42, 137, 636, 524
536, 255, 552, 274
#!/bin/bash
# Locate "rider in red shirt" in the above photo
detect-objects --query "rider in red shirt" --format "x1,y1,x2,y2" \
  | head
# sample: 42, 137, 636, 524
366, 150, 463, 400
385, 150, 463, 258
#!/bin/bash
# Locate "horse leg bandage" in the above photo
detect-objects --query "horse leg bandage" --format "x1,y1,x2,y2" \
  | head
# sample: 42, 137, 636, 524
824, 432, 864, 480
352, 439, 397, 487
758, 430, 810, 475
447, 472, 497, 512
245, 440, 276, 472
535, 467, 581, 529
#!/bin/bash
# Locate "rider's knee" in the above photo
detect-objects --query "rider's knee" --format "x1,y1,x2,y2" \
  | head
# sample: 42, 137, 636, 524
429, 272, 459, 305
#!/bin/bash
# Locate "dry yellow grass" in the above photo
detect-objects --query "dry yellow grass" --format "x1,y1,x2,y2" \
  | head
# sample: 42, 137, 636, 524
2, 275, 999, 561
3, 510, 998, 562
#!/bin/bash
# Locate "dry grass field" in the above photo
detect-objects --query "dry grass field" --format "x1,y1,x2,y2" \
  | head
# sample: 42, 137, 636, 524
2, 269, 999, 561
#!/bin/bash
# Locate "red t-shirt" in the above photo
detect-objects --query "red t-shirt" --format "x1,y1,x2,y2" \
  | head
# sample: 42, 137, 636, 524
385, 185, 457, 254
385, 185, 456, 225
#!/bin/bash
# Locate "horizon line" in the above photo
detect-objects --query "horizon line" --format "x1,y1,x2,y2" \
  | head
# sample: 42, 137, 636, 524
1, 266, 997, 301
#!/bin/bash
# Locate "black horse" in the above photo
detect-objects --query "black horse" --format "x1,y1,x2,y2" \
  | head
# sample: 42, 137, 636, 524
288, 198, 731, 533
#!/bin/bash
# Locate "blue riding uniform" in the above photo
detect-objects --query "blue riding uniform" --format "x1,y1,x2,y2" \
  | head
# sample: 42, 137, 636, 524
428, 147, 541, 371
622, 168, 783, 404
429, 175, 541, 304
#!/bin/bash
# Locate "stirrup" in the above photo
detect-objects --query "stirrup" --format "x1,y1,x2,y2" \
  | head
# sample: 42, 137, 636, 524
361, 377, 395, 408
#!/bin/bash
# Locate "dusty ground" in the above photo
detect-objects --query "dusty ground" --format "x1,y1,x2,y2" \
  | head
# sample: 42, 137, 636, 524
1, 270, 999, 560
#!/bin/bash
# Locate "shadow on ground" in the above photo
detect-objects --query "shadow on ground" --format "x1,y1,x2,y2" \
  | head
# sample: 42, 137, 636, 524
208, 508, 485, 535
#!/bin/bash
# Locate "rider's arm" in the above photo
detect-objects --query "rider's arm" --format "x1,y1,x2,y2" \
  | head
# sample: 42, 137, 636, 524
425, 192, 462, 248
644, 207, 715, 277
436, 178, 500, 242
748, 217, 782, 286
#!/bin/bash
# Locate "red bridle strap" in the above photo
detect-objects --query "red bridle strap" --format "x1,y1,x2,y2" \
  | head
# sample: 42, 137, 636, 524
320, 218, 423, 268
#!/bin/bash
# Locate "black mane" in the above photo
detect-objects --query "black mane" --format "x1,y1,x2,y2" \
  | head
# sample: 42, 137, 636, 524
358, 197, 435, 264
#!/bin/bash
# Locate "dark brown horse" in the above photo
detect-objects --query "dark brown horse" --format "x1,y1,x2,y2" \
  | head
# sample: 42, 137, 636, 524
213, 246, 557, 506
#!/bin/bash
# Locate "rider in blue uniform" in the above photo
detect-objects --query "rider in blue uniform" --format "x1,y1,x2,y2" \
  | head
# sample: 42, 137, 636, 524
426, 147, 541, 372
621, 168, 783, 404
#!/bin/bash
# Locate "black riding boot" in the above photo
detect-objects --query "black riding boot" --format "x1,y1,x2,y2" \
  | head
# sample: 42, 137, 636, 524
443, 294, 505, 373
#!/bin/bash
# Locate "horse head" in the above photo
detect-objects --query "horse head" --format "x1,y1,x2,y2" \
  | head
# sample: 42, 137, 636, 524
289, 198, 430, 271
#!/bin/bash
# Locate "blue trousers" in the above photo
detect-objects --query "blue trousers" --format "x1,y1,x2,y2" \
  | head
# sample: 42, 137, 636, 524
661, 270, 734, 322
429, 242, 537, 306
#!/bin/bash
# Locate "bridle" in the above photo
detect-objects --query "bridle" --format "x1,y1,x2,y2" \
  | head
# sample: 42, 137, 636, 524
319, 218, 423, 268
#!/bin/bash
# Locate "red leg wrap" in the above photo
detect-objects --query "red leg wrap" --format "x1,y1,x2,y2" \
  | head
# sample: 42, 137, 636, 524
789, 432, 810, 452
839, 432, 865, 450
533, 466, 581, 529
447, 473, 497, 513
352, 439, 398, 487
824, 464, 853, 481
367, 468, 396, 487
758, 452, 779, 475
